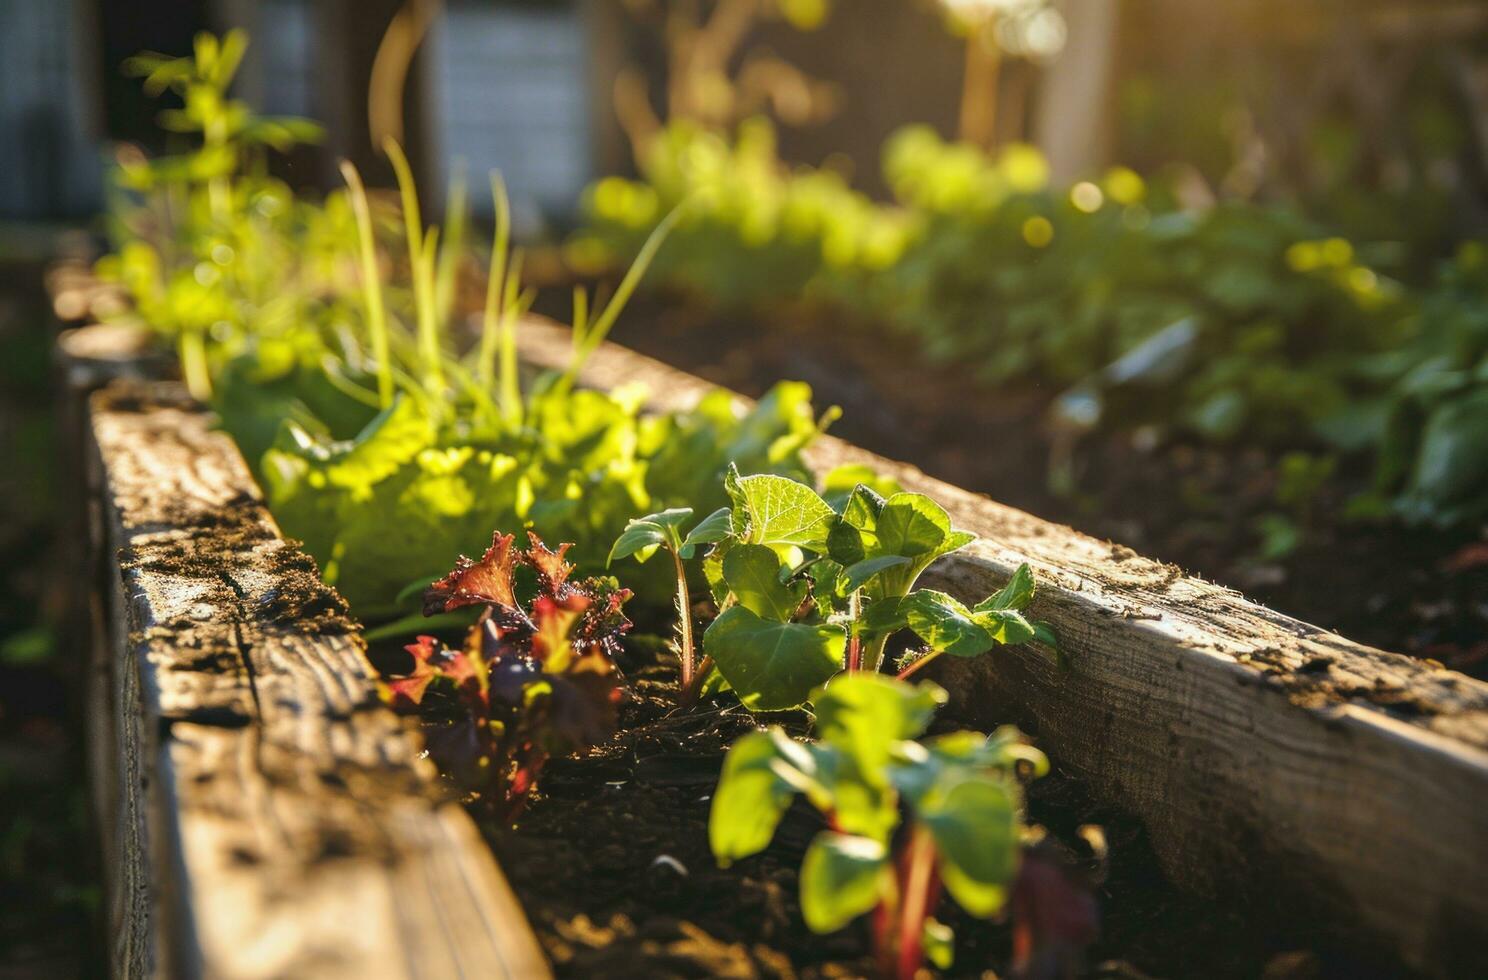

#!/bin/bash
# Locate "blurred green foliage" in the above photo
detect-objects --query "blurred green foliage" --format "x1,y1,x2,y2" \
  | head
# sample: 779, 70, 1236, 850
576, 119, 1488, 529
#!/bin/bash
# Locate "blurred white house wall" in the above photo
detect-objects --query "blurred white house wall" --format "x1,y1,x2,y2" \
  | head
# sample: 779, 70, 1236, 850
0, 0, 102, 219
426, 1, 593, 226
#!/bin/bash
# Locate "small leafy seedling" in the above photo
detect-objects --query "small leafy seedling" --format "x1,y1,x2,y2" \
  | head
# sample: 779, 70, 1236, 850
386, 531, 633, 819
613, 465, 1057, 710
608, 506, 732, 689
710, 673, 1048, 979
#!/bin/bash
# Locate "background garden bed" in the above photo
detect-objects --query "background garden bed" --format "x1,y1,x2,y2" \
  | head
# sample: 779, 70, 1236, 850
551, 292, 1488, 682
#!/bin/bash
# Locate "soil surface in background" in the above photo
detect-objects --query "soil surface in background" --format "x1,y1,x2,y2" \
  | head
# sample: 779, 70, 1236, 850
578, 294, 1488, 681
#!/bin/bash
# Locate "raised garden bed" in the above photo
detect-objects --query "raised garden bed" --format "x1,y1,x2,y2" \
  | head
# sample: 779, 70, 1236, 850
65, 313, 1488, 977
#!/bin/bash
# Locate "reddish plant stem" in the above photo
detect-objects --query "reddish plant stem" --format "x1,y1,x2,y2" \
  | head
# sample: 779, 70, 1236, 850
503, 748, 549, 822
679, 655, 715, 708
872, 900, 897, 980
895, 826, 940, 980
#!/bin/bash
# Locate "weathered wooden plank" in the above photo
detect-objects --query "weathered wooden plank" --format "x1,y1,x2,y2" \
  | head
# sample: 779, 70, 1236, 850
89, 382, 550, 980
516, 315, 1488, 976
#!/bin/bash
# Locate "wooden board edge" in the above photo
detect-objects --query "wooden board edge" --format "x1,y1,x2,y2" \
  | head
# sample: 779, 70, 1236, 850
87, 380, 552, 980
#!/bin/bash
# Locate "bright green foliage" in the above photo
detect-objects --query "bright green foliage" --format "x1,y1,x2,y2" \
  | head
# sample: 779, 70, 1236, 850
571, 118, 911, 307
261, 379, 832, 618
1373, 243, 1488, 527
631, 466, 1059, 710
96, 31, 326, 400
702, 607, 845, 711
710, 673, 1047, 971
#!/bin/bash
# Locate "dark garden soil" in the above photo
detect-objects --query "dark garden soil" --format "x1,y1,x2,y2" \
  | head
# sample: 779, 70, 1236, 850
443, 634, 1398, 980
576, 294, 1488, 681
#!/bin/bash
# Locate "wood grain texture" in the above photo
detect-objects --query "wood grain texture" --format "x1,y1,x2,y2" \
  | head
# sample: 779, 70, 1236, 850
517, 316, 1488, 976
90, 382, 550, 980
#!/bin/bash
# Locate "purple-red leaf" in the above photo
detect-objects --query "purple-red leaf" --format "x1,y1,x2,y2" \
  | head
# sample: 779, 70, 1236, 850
387, 530, 634, 818
423, 531, 522, 616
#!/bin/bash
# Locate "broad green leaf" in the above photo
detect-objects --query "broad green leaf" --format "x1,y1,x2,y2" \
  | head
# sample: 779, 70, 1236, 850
806, 557, 847, 616
902, 590, 996, 657
852, 492, 977, 597
876, 492, 954, 557
288, 395, 431, 498
608, 507, 693, 565
1398, 388, 1488, 526
1032, 621, 1062, 665
822, 465, 900, 512
799, 833, 889, 934
860, 595, 909, 634
826, 483, 887, 564
813, 674, 945, 780
727, 469, 835, 552
722, 544, 807, 621
679, 506, 732, 557
703, 606, 845, 711
919, 776, 1018, 917
703, 538, 733, 606
972, 608, 1038, 646
894, 729, 1049, 805
841, 555, 910, 593
709, 731, 794, 865
975, 563, 1036, 612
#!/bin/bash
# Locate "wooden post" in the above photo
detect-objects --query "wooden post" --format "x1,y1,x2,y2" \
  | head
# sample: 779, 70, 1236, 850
1033, 0, 1120, 183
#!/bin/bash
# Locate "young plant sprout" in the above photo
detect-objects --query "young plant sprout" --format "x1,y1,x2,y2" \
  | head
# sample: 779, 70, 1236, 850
386, 531, 633, 819
103, 30, 322, 401
608, 506, 732, 689
612, 465, 1056, 710
710, 673, 1048, 979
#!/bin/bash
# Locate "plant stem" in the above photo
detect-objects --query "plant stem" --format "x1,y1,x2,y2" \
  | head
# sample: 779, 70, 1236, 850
340, 160, 394, 407
673, 547, 695, 687
480, 171, 510, 392
894, 825, 940, 980
872, 898, 897, 980
385, 137, 445, 394
896, 651, 939, 681
179, 330, 212, 401
679, 655, 714, 708
556, 204, 683, 394
862, 632, 891, 674
846, 591, 862, 671
498, 251, 525, 427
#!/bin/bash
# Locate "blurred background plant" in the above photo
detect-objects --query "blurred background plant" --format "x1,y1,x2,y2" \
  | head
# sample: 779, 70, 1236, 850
611, 0, 841, 163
